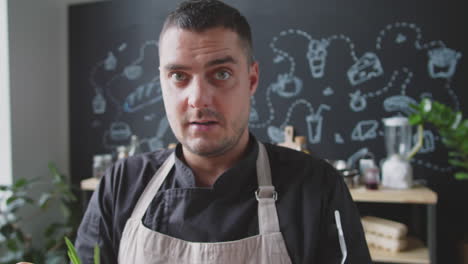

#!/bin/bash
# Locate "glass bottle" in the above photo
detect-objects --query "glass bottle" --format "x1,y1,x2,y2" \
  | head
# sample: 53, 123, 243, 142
294, 136, 310, 154
128, 135, 141, 156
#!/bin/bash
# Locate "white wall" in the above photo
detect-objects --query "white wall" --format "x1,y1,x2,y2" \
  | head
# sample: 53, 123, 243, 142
0, 0, 12, 186
7, 0, 103, 246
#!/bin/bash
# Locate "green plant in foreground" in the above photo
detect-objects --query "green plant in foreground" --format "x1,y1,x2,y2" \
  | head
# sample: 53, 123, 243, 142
409, 98, 468, 180
65, 236, 99, 264
0, 163, 79, 264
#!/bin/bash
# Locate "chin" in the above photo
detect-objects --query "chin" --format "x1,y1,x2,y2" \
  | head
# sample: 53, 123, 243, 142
184, 139, 232, 157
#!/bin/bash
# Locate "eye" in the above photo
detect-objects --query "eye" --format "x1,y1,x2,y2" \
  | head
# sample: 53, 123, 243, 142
170, 72, 188, 82
214, 70, 231, 81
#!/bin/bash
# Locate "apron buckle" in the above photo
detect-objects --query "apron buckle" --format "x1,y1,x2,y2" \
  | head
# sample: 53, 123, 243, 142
255, 188, 278, 201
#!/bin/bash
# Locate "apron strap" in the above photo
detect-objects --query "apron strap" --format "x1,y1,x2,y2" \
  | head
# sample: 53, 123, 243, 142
256, 142, 281, 234
130, 142, 282, 235
131, 152, 175, 219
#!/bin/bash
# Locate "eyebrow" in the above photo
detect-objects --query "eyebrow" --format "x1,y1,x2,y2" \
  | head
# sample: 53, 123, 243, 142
162, 56, 237, 71
204, 56, 237, 68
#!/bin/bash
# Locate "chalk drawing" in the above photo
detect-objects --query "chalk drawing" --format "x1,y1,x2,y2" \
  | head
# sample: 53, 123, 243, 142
347, 52, 384, 86
271, 73, 303, 98
428, 47, 462, 79
123, 77, 162, 113
323, 86, 334, 96
326, 34, 358, 62
395, 33, 407, 44
267, 125, 285, 143
383, 95, 418, 116
349, 90, 367, 112
376, 22, 446, 51
118, 43, 127, 52
92, 93, 106, 114
351, 120, 379, 141
249, 86, 275, 129
306, 104, 331, 144
335, 133, 344, 144
412, 158, 454, 173
144, 113, 156, 122
124, 65, 143, 80
307, 39, 329, 78
347, 148, 369, 168
141, 117, 170, 151
415, 130, 435, 153
109, 121, 132, 141
104, 52, 117, 71
420, 92, 433, 100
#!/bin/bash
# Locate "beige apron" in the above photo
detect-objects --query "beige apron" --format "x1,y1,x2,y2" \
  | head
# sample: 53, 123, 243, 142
118, 142, 292, 264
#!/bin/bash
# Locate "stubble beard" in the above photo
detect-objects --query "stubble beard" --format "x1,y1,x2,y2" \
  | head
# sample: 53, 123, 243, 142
183, 120, 247, 157
181, 108, 249, 158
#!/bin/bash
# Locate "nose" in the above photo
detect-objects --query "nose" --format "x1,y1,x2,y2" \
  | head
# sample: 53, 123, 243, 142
187, 76, 213, 109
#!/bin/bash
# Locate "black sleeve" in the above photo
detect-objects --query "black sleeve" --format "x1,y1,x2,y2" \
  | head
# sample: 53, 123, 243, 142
75, 163, 119, 264
316, 169, 372, 264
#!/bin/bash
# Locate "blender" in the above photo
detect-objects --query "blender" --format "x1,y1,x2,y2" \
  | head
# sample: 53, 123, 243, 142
381, 117, 423, 189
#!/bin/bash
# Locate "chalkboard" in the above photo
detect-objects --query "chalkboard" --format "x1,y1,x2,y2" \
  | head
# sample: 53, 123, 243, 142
69, 0, 467, 261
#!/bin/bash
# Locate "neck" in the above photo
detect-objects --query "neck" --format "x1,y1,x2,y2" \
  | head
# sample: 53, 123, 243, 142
182, 131, 250, 187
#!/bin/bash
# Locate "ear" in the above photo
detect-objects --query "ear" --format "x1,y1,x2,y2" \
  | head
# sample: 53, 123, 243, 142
248, 61, 259, 96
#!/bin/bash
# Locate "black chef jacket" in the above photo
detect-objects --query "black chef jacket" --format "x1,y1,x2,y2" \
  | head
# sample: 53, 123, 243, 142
75, 136, 372, 263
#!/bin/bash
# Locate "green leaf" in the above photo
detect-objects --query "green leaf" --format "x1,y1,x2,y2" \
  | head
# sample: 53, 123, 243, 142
455, 172, 468, 180
449, 159, 468, 169
6, 238, 19, 251
65, 236, 82, 264
13, 178, 29, 190
38, 192, 53, 209
6, 195, 19, 205
409, 114, 422, 125
94, 244, 100, 264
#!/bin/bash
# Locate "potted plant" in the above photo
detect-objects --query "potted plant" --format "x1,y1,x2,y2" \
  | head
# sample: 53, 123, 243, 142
0, 163, 79, 264
409, 98, 468, 263
409, 98, 468, 180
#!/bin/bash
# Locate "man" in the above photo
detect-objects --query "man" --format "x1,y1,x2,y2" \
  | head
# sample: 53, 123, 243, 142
75, 0, 372, 263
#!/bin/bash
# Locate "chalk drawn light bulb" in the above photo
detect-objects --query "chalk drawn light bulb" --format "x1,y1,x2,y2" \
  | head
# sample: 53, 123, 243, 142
92, 93, 106, 114
307, 39, 329, 78
347, 52, 384, 86
427, 47, 461, 79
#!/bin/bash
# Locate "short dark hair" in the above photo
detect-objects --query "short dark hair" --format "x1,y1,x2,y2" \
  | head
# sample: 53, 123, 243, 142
159, 0, 254, 64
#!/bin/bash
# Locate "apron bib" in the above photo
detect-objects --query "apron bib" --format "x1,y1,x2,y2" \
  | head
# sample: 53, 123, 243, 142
118, 142, 292, 264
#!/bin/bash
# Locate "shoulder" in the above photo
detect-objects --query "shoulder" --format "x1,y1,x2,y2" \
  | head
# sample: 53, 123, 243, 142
262, 142, 341, 190
102, 148, 174, 196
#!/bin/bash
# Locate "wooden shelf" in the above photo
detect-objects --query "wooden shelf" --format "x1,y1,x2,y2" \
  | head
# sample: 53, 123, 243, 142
369, 237, 429, 264
81, 177, 99, 191
350, 185, 437, 205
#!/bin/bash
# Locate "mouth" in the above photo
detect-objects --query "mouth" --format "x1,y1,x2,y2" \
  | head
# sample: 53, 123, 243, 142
189, 120, 219, 126
187, 120, 220, 132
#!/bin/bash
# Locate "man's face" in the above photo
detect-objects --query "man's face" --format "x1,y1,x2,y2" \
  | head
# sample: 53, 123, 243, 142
159, 27, 259, 157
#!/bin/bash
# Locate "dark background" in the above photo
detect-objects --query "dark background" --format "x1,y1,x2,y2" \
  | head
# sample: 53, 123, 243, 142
69, 0, 468, 262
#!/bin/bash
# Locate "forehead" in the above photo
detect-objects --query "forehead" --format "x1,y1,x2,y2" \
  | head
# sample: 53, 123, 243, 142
158, 27, 246, 65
